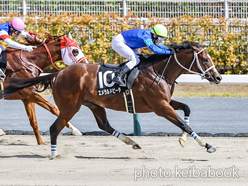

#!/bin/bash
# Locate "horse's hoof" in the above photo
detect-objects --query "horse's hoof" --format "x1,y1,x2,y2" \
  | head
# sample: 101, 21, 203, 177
207, 146, 217, 153
72, 130, 82, 136
132, 144, 142, 149
0, 129, 6, 136
49, 155, 56, 160
38, 141, 47, 145
49, 154, 59, 160
179, 137, 186, 147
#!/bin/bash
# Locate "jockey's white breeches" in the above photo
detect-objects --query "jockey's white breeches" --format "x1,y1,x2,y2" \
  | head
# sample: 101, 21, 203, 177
111, 34, 140, 70
0, 45, 6, 54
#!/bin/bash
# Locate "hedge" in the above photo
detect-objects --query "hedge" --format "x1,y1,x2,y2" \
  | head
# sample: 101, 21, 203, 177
1, 13, 248, 74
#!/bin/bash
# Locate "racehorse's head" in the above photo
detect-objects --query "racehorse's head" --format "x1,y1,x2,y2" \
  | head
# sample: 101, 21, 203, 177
24, 33, 88, 66
171, 41, 222, 84
190, 43, 222, 84
60, 34, 88, 65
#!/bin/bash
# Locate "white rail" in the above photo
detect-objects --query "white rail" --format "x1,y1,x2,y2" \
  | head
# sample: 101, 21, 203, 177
177, 74, 248, 84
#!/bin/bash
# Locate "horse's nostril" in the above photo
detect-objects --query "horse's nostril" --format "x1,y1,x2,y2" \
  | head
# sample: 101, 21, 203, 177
216, 76, 222, 82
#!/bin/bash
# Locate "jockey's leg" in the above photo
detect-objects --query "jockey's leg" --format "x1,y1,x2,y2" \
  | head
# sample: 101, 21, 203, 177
111, 34, 140, 86
0, 45, 6, 82
112, 65, 130, 86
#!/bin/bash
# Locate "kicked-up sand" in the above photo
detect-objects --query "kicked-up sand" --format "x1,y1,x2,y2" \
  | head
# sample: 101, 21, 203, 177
0, 135, 247, 186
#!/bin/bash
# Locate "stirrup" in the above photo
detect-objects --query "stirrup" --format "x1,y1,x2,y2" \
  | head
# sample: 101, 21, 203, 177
113, 77, 125, 86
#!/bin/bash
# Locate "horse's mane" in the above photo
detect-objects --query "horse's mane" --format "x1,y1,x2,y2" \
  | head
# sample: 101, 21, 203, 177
137, 41, 203, 69
170, 41, 203, 52
139, 41, 203, 63
5, 33, 63, 53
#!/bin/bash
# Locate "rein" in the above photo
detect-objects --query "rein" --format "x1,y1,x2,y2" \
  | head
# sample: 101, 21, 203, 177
156, 55, 172, 85
153, 55, 175, 85
20, 33, 66, 72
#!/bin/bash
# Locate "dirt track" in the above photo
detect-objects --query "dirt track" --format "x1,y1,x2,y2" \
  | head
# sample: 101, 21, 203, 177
0, 135, 247, 186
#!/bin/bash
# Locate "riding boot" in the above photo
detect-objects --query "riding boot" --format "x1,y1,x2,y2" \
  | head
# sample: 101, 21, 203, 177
112, 65, 130, 86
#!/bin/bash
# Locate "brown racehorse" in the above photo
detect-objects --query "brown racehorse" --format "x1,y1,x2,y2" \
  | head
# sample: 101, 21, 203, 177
1, 34, 85, 145
0, 41, 222, 158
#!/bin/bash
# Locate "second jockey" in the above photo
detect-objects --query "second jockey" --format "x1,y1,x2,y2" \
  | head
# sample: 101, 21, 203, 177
0, 17, 37, 82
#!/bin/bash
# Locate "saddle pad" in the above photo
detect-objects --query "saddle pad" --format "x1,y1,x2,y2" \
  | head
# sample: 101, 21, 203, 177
97, 65, 127, 96
97, 65, 139, 96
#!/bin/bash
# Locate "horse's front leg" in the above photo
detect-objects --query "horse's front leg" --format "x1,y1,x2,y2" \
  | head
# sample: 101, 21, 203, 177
24, 89, 82, 136
153, 100, 216, 153
83, 100, 141, 149
170, 99, 190, 147
22, 99, 46, 145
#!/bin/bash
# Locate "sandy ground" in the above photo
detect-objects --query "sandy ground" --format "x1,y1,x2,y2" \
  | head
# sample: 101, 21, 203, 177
0, 135, 247, 186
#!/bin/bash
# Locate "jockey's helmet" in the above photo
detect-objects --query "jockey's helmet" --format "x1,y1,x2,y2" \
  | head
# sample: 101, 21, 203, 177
151, 24, 168, 37
9, 17, 25, 31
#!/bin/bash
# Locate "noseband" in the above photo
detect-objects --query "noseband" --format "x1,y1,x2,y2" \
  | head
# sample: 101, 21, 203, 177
174, 48, 215, 79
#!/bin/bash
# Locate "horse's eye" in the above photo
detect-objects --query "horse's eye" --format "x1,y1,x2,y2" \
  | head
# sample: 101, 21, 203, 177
203, 58, 208, 64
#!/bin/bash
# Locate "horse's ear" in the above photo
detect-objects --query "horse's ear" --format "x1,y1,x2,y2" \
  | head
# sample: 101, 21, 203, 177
192, 46, 199, 52
68, 33, 73, 39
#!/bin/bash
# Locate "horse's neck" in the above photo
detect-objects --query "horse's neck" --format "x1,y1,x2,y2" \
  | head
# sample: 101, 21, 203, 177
27, 43, 61, 70
154, 51, 193, 83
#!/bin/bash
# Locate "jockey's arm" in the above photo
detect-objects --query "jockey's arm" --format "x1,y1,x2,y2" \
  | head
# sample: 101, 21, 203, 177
0, 30, 36, 52
19, 31, 35, 41
157, 43, 169, 51
144, 38, 171, 55
20, 31, 43, 43
4, 38, 35, 52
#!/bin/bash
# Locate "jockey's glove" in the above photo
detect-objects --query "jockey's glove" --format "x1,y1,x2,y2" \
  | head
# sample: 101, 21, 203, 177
23, 46, 37, 52
169, 48, 175, 55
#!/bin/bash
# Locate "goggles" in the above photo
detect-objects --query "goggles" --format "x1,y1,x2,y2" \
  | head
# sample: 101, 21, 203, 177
12, 28, 21, 36
154, 36, 164, 46
157, 36, 164, 44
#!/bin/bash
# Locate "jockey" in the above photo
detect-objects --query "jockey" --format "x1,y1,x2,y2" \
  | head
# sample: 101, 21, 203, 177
111, 24, 175, 86
0, 17, 37, 82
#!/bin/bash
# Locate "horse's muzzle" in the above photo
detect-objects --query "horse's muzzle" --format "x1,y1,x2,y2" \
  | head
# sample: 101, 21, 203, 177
204, 73, 222, 84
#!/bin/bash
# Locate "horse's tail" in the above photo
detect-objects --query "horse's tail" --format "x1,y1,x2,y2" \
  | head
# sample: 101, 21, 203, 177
0, 72, 59, 99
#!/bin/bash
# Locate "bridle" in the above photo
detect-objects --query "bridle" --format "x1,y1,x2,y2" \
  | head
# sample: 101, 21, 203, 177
20, 33, 66, 72
174, 48, 215, 79
155, 47, 215, 85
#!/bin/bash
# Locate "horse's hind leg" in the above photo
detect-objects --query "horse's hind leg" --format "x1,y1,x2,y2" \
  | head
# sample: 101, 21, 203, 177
170, 99, 190, 147
83, 100, 141, 149
22, 99, 46, 145
23, 90, 82, 136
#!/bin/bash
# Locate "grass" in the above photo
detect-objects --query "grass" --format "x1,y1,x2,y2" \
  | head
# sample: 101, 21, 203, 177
173, 84, 248, 97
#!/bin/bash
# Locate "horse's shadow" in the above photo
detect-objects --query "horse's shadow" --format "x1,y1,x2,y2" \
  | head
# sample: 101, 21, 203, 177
75, 156, 154, 160
75, 156, 130, 160
0, 154, 47, 158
